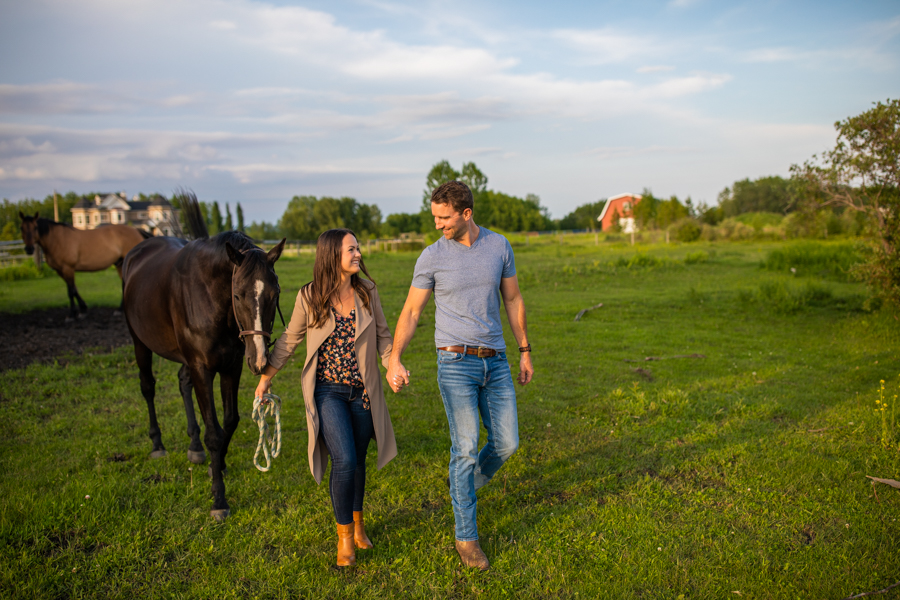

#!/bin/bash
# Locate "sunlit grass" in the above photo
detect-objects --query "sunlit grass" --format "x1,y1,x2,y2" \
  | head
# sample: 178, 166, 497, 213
1, 237, 898, 599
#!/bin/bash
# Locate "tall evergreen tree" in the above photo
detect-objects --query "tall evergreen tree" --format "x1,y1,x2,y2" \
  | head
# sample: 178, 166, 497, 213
225, 202, 234, 231
236, 202, 245, 232
210, 201, 223, 235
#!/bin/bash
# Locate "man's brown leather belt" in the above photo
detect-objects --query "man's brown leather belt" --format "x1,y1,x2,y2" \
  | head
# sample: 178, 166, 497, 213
437, 346, 498, 357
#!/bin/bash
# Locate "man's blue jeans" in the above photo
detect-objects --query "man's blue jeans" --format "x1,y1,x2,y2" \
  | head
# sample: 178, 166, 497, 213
314, 382, 373, 525
436, 349, 519, 542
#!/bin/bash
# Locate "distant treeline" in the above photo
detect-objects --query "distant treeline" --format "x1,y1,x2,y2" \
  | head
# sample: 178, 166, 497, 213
0, 167, 860, 243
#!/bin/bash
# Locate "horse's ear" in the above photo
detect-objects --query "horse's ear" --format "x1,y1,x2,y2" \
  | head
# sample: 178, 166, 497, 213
33, 212, 39, 220
18, 212, 25, 221
267, 238, 286, 264
225, 242, 244, 266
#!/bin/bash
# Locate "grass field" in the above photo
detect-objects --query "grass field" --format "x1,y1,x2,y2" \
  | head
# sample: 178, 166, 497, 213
1, 235, 899, 599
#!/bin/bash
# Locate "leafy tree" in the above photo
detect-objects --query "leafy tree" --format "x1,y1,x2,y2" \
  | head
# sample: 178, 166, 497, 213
209, 201, 223, 235
225, 203, 234, 231
422, 160, 461, 206
630, 191, 690, 229
383, 212, 425, 237
558, 199, 607, 230
718, 176, 794, 216
0, 191, 87, 239
460, 162, 488, 195
236, 203, 245, 232
791, 98, 900, 306
245, 221, 279, 241
656, 196, 691, 229
632, 190, 659, 229
278, 195, 382, 240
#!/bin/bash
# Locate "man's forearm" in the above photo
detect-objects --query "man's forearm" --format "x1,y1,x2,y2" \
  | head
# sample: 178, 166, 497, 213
389, 307, 420, 366
505, 295, 529, 348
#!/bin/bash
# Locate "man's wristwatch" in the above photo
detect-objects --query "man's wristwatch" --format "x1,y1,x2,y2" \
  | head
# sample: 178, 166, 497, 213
518, 344, 532, 353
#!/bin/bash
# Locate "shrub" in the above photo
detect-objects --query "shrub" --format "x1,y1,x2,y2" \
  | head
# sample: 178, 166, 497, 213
683, 251, 710, 264
762, 241, 862, 281
615, 253, 674, 269
669, 218, 702, 242
717, 218, 756, 240
0, 261, 51, 282
734, 212, 785, 231
756, 280, 835, 314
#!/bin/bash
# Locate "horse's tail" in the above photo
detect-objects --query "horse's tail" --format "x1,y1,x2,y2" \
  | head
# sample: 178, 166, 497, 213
177, 190, 208, 240
138, 229, 154, 240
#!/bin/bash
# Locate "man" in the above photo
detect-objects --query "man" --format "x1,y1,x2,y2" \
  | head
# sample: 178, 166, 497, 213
386, 180, 533, 571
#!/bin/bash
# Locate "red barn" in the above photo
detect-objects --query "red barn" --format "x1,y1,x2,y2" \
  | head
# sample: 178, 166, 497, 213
597, 193, 642, 232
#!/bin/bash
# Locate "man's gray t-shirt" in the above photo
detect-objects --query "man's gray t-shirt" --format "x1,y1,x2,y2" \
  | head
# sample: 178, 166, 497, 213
411, 226, 516, 350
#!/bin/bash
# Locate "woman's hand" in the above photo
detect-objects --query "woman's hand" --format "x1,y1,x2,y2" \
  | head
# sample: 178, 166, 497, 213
255, 374, 273, 399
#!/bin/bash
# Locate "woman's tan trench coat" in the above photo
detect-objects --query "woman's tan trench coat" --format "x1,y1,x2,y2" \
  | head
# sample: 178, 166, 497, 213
267, 280, 397, 484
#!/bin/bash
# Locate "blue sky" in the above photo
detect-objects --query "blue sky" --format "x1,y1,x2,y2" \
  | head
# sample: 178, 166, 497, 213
1, 0, 898, 222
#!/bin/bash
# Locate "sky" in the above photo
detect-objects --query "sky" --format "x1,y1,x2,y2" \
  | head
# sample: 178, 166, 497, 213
1, 0, 898, 223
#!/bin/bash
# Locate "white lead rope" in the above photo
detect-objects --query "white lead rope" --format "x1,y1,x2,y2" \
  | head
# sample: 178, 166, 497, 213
251, 393, 282, 472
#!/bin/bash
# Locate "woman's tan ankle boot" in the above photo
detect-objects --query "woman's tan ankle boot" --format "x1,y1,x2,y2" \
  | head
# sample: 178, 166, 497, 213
353, 511, 373, 549
336, 522, 356, 567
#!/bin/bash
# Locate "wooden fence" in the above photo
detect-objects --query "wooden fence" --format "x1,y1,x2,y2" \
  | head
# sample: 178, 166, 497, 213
0, 240, 42, 268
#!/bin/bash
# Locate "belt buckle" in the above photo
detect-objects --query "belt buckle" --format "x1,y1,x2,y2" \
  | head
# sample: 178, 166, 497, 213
476, 346, 491, 358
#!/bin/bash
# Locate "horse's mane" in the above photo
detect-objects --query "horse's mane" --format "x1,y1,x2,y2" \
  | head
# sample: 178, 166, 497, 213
36, 218, 72, 237
177, 191, 260, 265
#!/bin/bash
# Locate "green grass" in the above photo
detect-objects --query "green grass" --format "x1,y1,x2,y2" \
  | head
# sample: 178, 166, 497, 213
1, 236, 899, 599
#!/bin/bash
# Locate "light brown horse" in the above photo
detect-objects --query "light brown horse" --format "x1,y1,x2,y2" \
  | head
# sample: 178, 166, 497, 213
19, 212, 152, 320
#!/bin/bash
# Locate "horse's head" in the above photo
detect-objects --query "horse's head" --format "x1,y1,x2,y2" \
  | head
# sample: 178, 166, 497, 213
18, 212, 40, 255
226, 239, 287, 376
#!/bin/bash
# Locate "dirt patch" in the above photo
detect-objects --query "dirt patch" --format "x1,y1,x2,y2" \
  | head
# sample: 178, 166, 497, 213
0, 307, 133, 372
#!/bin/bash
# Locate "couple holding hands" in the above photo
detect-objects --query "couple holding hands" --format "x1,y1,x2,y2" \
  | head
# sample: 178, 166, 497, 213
254, 181, 533, 570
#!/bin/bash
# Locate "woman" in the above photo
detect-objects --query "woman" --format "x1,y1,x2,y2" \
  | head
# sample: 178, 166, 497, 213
255, 228, 398, 567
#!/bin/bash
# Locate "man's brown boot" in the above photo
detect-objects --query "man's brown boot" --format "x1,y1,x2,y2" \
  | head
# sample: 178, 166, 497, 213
336, 522, 356, 567
353, 511, 373, 549
455, 539, 490, 571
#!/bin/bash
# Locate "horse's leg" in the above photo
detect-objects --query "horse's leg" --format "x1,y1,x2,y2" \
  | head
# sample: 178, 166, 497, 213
60, 266, 88, 318
218, 365, 243, 478
134, 338, 166, 458
73, 278, 88, 316
178, 364, 206, 464
57, 267, 78, 322
189, 366, 229, 521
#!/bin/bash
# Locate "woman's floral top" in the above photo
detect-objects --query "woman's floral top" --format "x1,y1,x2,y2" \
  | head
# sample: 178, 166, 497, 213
316, 308, 369, 409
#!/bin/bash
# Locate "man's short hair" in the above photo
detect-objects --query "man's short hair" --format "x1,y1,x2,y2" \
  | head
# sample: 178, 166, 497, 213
431, 181, 473, 214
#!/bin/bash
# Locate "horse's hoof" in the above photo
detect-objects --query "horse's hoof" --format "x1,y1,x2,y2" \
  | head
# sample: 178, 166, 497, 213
208, 466, 228, 478
187, 450, 206, 464
77, 313, 87, 320
210, 509, 230, 523
149, 449, 168, 459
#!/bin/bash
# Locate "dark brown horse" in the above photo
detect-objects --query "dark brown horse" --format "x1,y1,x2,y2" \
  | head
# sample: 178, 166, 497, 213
19, 213, 151, 320
122, 194, 285, 521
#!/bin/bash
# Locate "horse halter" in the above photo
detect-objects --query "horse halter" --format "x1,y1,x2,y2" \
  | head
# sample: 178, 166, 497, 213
231, 260, 285, 349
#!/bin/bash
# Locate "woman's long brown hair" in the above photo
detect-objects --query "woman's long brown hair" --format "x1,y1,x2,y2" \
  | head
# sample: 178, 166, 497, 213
301, 228, 375, 328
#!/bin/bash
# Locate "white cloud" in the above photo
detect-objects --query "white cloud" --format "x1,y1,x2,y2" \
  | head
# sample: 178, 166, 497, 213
583, 145, 696, 159
549, 28, 662, 64
637, 65, 675, 73
209, 19, 236, 30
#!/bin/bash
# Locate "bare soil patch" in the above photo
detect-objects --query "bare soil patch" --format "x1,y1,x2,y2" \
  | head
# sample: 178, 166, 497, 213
0, 307, 133, 372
